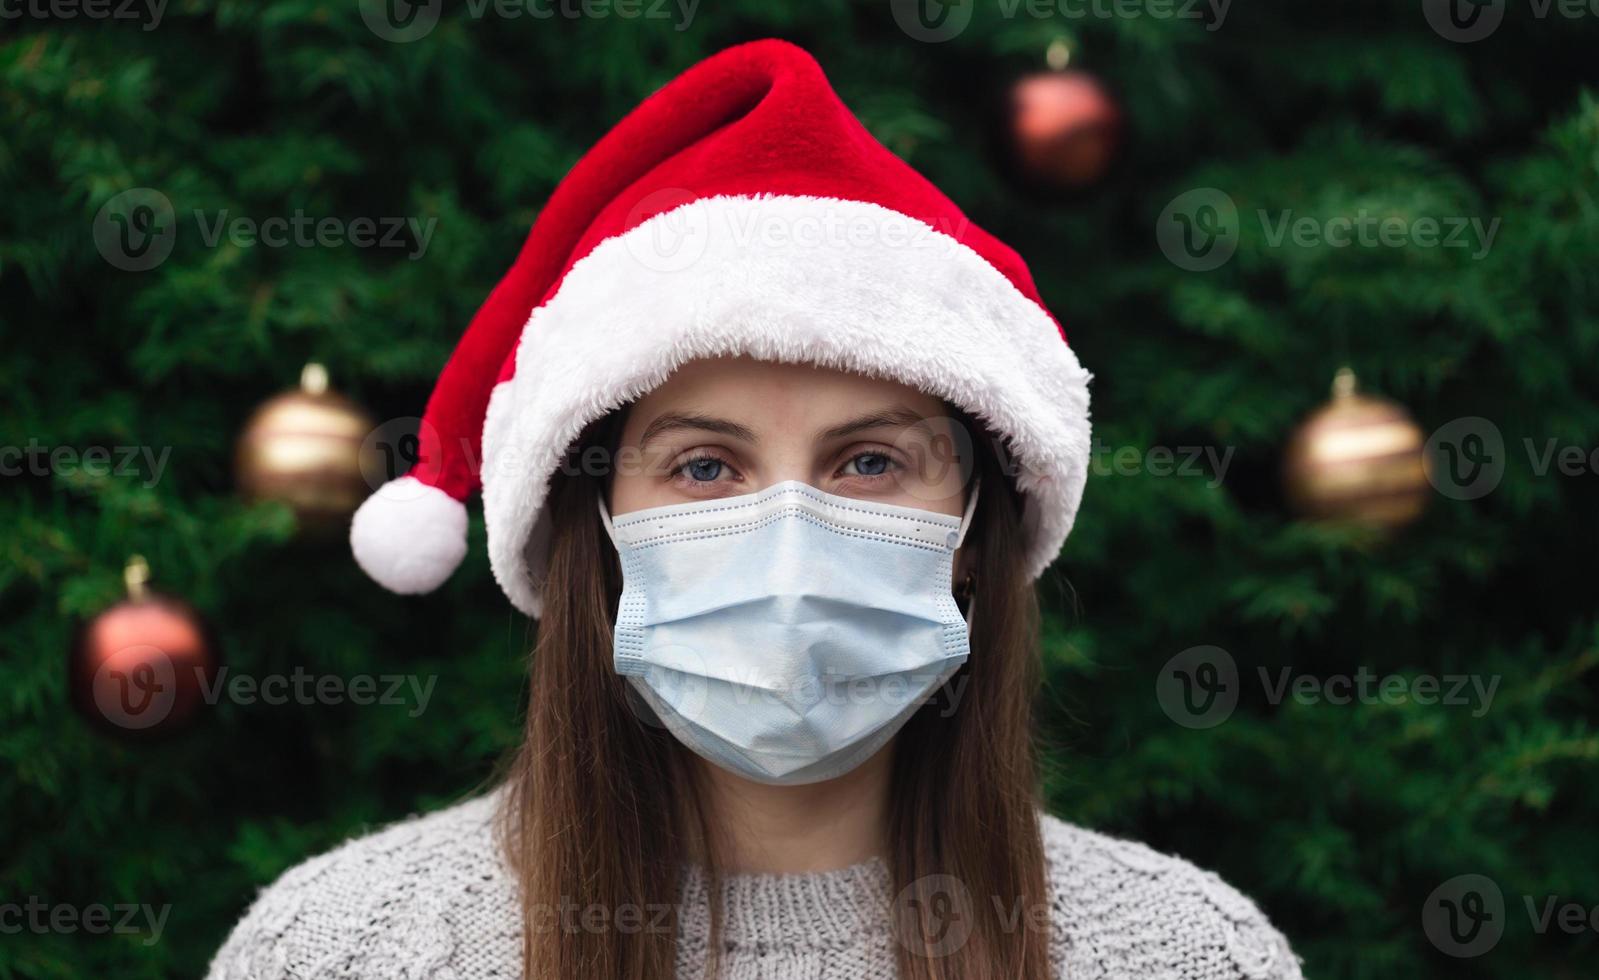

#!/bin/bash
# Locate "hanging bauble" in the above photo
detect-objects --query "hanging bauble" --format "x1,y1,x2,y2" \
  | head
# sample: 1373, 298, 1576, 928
236, 363, 377, 530
68, 556, 219, 738
1283, 368, 1430, 530
1007, 40, 1122, 190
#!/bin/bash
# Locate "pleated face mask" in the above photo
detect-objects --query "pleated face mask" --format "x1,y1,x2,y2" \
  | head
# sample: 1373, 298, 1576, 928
599, 479, 978, 785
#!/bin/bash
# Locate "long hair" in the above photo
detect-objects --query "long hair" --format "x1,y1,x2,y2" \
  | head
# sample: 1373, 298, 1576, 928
498, 410, 1051, 980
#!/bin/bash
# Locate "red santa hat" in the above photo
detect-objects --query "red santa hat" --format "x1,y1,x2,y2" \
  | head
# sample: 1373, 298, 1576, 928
350, 38, 1092, 618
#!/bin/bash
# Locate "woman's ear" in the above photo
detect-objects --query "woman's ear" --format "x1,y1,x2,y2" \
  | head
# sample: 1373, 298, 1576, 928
952, 543, 977, 613
953, 544, 975, 587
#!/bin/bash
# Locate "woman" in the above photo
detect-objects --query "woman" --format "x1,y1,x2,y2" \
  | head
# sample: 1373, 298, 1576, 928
209, 40, 1301, 980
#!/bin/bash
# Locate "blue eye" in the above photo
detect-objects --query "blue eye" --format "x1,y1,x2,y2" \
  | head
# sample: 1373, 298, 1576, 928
684, 457, 724, 482
848, 453, 891, 477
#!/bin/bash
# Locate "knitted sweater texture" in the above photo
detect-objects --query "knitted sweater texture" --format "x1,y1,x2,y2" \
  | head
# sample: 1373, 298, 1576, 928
206, 793, 1302, 979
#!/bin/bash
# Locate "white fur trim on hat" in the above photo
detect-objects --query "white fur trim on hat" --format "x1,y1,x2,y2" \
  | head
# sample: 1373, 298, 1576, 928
350, 476, 470, 595
480, 194, 1092, 618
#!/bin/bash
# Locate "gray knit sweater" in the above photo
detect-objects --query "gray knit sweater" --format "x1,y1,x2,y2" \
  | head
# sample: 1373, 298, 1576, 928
206, 792, 1302, 979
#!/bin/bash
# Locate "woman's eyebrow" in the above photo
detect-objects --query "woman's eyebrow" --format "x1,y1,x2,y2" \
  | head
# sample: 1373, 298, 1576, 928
817, 405, 929, 442
638, 411, 759, 448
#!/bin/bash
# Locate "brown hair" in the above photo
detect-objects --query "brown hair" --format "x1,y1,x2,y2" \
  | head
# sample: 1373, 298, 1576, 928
498, 411, 1051, 980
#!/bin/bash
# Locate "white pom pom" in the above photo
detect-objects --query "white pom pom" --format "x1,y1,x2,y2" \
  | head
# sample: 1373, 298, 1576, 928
349, 477, 469, 595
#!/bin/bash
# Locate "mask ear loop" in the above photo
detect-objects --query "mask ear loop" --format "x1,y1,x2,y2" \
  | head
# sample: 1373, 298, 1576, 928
954, 477, 981, 549
952, 478, 981, 629
596, 492, 618, 547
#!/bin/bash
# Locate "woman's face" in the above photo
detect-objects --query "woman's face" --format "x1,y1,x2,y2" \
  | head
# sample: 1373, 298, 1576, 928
608, 356, 971, 519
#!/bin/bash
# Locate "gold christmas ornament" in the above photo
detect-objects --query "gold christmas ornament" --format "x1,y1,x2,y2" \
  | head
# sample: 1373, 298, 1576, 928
236, 363, 378, 529
1283, 368, 1430, 530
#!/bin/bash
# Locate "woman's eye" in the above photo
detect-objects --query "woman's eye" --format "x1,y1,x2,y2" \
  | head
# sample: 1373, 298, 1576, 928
680, 457, 726, 482
843, 452, 892, 478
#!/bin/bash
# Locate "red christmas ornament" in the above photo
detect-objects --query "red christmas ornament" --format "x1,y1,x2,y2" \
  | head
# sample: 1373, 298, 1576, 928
68, 556, 218, 738
1009, 42, 1122, 190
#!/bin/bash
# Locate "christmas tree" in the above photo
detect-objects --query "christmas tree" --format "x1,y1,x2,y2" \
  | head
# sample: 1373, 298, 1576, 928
4, 2, 1596, 977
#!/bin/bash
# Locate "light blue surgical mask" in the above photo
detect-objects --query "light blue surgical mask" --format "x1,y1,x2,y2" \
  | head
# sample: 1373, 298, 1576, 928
598, 479, 979, 785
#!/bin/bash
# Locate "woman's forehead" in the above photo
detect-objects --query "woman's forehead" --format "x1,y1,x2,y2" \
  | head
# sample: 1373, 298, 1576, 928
624, 356, 948, 431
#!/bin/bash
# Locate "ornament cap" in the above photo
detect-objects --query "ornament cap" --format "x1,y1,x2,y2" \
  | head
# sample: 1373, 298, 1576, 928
124, 555, 150, 601
1332, 366, 1358, 399
301, 362, 330, 396
1047, 38, 1072, 70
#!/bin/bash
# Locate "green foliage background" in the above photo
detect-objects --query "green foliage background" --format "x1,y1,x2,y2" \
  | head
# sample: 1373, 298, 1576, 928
4, 1, 1597, 977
